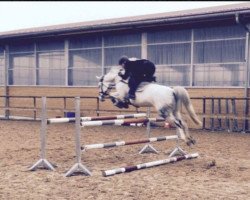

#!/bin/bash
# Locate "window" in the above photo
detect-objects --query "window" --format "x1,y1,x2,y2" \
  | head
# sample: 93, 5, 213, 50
104, 33, 141, 73
194, 40, 245, 63
37, 40, 65, 85
8, 43, 35, 85
69, 36, 102, 86
155, 65, 190, 86
104, 47, 141, 68
147, 29, 191, 86
9, 53, 35, 85
38, 51, 65, 85
148, 43, 191, 65
69, 49, 101, 86
194, 63, 244, 86
193, 25, 246, 86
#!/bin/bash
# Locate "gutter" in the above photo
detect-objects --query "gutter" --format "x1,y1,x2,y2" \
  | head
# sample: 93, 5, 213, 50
235, 13, 250, 32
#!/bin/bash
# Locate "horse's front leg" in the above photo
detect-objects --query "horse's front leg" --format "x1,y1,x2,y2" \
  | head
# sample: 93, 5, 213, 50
110, 91, 120, 99
115, 82, 129, 100
110, 92, 129, 109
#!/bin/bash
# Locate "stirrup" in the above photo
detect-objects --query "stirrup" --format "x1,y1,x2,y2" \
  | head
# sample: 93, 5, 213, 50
124, 96, 135, 103
128, 94, 136, 100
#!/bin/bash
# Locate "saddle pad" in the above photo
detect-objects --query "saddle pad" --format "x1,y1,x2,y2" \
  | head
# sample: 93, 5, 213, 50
136, 82, 156, 92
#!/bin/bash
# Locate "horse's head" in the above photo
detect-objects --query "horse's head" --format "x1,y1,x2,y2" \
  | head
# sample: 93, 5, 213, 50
96, 67, 122, 101
96, 75, 113, 101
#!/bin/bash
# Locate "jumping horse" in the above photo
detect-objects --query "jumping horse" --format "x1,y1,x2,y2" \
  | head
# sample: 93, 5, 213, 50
97, 66, 202, 146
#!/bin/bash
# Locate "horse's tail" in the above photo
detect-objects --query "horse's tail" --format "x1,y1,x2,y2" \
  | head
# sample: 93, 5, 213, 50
173, 86, 202, 126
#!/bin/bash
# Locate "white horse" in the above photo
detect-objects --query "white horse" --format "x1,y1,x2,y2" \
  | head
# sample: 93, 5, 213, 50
97, 66, 202, 146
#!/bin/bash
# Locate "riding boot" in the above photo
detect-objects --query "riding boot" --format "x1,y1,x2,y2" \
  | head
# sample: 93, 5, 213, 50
124, 95, 133, 105
128, 93, 136, 100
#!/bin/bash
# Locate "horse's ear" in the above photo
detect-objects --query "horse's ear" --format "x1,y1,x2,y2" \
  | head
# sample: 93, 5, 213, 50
96, 75, 104, 82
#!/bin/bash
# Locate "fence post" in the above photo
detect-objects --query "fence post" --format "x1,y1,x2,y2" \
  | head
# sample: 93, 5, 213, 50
217, 98, 222, 130
63, 97, 66, 117
97, 97, 100, 116
231, 98, 239, 132
33, 97, 37, 120
243, 98, 249, 133
5, 96, 10, 119
226, 98, 231, 132
210, 97, 215, 131
202, 97, 206, 130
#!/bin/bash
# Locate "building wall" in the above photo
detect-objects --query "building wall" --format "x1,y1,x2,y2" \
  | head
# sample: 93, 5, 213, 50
0, 24, 248, 88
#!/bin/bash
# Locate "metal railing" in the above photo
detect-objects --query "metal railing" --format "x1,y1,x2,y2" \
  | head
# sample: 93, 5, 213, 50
0, 96, 100, 120
1, 95, 250, 133
191, 97, 250, 133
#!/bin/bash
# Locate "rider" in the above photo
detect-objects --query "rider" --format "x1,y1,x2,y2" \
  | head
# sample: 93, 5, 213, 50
118, 56, 156, 100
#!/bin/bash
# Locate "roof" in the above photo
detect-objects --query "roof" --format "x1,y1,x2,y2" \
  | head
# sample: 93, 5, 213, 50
1, 2, 250, 40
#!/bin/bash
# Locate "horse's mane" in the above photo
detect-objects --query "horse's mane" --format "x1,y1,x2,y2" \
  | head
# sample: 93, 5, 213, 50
104, 66, 123, 83
110, 66, 123, 73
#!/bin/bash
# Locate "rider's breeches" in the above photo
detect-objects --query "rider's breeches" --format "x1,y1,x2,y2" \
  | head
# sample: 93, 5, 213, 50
128, 76, 142, 95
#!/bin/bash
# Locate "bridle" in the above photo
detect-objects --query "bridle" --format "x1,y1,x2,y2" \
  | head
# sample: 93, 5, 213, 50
98, 71, 128, 102
98, 76, 113, 99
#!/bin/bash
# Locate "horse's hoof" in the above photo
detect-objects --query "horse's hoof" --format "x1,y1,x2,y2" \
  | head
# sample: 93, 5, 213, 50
192, 139, 196, 145
123, 104, 129, 109
114, 102, 124, 109
186, 141, 192, 146
186, 138, 196, 146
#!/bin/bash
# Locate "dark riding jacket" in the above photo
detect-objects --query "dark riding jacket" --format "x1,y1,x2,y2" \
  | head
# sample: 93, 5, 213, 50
119, 58, 156, 82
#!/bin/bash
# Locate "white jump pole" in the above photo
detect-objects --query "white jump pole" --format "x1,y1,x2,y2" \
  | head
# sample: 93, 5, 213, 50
82, 135, 178, 151
80, 117, 165, 127
65, 97, 91, 177
47, 113, 147, 124
102, 153, 199, 177
29, 97, 55, 171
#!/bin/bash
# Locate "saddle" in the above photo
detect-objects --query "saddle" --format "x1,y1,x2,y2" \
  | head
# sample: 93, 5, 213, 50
136, 82, 151, 92
136, 76, 156, 92
136, 81, 156, 92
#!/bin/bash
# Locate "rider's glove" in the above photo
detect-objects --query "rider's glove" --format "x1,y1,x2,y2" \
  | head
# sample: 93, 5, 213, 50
118, 71, 123, 76
118, 72, 126, 79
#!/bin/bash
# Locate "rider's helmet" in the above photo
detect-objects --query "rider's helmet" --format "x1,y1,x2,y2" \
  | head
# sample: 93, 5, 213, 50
118, 56, 129, 65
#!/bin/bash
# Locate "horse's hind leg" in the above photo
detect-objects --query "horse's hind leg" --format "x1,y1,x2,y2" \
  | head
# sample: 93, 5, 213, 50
175, 112, 196, 146
159, 107, 183, 129
159, 107, 196, 146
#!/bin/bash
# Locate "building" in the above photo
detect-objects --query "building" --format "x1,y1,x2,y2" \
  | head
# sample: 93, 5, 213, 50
0, 3, 250, 110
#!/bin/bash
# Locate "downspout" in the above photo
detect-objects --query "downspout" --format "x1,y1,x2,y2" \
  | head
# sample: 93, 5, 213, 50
4, 45, 9, 119
235, 13, 250, 97
235, 13, 250, 131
